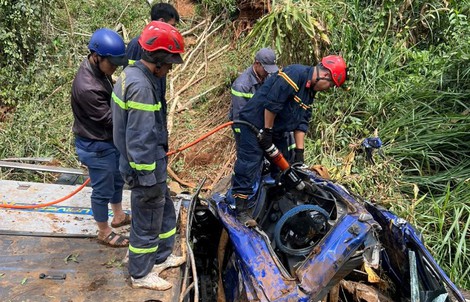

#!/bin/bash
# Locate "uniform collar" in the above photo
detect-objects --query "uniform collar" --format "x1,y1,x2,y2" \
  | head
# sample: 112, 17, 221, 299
305, 66, 314, 89
248, 66, 263, 85
133, 60, 158, 81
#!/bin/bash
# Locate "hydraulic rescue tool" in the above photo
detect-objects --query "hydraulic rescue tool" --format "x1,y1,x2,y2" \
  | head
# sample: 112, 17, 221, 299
233, 120, 305, 191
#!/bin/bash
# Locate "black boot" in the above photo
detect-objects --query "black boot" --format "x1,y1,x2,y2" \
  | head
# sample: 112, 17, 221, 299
235, 197, 257, 228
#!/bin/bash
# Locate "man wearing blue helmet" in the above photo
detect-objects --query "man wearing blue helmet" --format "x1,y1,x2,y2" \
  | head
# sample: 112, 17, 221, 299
71, 28, 130, 247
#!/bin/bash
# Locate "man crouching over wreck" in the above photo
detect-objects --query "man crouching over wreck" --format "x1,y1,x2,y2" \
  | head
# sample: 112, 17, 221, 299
111, 21, 186, 290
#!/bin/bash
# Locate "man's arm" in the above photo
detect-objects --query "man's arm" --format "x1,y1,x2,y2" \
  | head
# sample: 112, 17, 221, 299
293, 130, 305, 149
231, 83, 253, 120
264, 109, 276, 129
80, 89, 113, 127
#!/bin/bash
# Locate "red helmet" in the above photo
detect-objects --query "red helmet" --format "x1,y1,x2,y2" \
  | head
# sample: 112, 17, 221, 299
321, 55, 347, 87
138, 21, 184, 53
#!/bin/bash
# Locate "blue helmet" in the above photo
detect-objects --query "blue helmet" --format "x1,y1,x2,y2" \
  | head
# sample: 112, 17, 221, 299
88, 28, 127, 66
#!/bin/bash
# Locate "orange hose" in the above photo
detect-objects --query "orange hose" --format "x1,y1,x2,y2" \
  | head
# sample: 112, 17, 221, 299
0, 121, 234, 209
0, 178, 91, 209
166, 121, 233, 156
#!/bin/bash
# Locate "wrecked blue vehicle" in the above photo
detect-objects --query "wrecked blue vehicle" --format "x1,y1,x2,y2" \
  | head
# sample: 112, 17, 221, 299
189, 164, 465, 302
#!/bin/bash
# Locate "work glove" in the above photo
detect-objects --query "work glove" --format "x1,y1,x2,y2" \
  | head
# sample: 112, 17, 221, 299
293, 148, 304, 164
283, 168, 305, 190
258, 128, 273, 150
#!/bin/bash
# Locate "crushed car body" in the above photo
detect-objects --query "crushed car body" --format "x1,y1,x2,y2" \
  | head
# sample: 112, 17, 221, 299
190, 164, 465, 302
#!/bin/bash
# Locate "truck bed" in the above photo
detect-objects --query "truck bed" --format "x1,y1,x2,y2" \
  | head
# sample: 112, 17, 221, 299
0, 180, 188, 302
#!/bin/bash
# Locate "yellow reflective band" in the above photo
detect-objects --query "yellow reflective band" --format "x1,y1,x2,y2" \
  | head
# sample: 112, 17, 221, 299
231, 88, 254, 99
288, 143, 296, 151
278, 70, 299, 92
233, 193, 249, 199
159, 227, 176, 239
128, 59, 136, 65
111, 93, 161, 112
294, 95, 310, 110
129, 244, 158, 254
112, 92, 127, 110
127, 101, 161, 112
129, 161, 156, 171
234, 127, 241, 133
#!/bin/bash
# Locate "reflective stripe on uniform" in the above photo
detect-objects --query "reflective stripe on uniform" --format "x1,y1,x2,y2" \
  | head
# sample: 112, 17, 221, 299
129, 244, 158, 254
112, 92, 162, 112
128, 59, 136, 65
129, 161, 156, 171
234, 127, 241, 133
278, 70, 299, 92
278, 71, 310, 110
294, 95, 310, 110
231, 88, 254, 99
233, 193, 249, 199
159, 227, 176, 239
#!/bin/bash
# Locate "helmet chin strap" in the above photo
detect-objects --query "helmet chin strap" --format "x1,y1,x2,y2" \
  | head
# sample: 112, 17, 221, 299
306, 65, 325, 89
315, 64, 333, 83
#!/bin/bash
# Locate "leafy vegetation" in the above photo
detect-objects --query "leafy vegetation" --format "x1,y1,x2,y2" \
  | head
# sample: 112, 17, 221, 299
0, 0, 53, 106
244, 0, 330, 65
0, 0, 469, 290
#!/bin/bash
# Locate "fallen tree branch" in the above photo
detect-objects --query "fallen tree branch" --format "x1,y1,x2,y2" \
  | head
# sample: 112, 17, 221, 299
168, 62, 207, 134
208, 45, 230, 61
168, 166, 196, 188
181, 16, 221, 72
181, 19, 207, 36
207, 151, 235, 191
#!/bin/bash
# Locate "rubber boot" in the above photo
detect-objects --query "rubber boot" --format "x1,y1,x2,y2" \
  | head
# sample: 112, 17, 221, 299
235, 197, 257, 228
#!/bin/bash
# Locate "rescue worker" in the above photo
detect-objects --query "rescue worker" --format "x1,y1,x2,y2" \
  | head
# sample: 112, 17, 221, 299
120, 1, 182, 271
230, 55, 348, 227
112, 21, 185, 290
229, 48, 278, 146
230, 47, 278, 121
71, 28, 130, 247
126, 2, 180, 64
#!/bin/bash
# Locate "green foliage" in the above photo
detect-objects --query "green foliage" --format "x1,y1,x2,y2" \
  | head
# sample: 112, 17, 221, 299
243, 0, 331, 65
392, 182, 470, 288
0, 0, 51, 65
198, 0, 237, 17
299, 0, 470, 289
0, 0, 53, 106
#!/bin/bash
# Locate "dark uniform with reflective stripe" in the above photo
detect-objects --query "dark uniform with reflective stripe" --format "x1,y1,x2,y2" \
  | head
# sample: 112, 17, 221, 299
125, 36, 167, 117
231, 64, 315, 205
111, 61, 176, 279
229, 66, 261, 121
229, 66, 263, 148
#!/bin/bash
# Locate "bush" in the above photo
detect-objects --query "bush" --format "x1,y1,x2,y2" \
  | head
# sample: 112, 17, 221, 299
0, 0, 53, 106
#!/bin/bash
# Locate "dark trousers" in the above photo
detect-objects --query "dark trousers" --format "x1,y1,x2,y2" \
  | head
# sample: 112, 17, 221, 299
127, 157, 176, 278
231, 124, 289, 206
